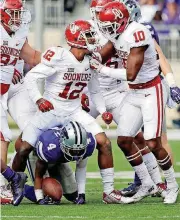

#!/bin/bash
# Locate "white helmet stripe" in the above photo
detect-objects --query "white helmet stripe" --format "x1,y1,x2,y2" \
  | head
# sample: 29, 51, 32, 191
75, 122, 82, 145
72, 121, 81, 145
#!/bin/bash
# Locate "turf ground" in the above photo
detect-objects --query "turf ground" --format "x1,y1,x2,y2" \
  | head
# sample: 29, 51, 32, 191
1, 140, 180, 220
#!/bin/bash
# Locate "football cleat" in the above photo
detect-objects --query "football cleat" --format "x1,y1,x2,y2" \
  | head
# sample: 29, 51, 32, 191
120, 182, 141, 197
0, 185, 13, 204
123, 183, 158, 203
164, 186, 179, 204
11, 172, 27, 206
155, 182, 167, 198
103, 190, 131, 204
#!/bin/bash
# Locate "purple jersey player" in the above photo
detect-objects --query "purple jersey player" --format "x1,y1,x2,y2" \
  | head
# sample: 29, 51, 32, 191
34, 121, 96, 205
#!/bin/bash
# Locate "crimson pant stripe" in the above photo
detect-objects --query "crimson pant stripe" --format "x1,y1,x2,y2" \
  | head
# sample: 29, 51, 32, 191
155, 84, 161, 137
160, 83, 164, 136
0, 132, 5, 141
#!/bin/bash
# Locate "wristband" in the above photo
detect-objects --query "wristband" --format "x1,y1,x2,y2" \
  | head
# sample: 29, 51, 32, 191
166, 72, 176, 87
35, 189, 44, 201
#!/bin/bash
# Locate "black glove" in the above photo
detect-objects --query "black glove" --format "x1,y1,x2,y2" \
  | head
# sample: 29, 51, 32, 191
73, 194, 86, 205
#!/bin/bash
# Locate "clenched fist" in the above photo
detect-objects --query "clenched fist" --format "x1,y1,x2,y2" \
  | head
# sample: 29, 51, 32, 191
12, 69, 23, 84
81, 93, 90, 112
36, 98, 54, 113
102, 112, 113, 125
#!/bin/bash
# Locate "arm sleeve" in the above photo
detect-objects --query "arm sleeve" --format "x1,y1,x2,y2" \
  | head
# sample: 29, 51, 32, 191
75, 158, 88, 194
88, 73, 106, 114
25, 63, 56, 103
24, 47, 62, 103
100, 66, 127, 81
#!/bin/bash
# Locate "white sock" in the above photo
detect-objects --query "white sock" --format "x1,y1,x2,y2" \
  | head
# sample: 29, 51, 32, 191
143, 152, 162, 185
75, 158, 87, 194
0, 173, 6, 186
133, 162, 153, 186
100, 168, 114, 194
163, 166, 178, 189
8, 151, 16, 168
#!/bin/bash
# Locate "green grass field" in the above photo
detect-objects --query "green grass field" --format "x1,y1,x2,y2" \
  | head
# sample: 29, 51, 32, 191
1, 140, 180, 220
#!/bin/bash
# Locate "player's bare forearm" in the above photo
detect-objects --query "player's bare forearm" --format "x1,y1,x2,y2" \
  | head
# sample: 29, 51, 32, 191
35, 159, 47, 189
154, 40, 173, 76
126, 46, 148, 81
99, 41, 116, 64
20, 41, 41, 68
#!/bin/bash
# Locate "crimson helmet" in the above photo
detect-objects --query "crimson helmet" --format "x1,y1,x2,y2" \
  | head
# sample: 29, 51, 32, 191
65, 20, 98, 52
98, 1, 130, 41
90, 0, 114, 19
0, 0, 31, 32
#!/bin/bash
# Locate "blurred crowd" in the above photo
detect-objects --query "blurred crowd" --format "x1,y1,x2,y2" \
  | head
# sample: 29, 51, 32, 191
139, 0, 180, 24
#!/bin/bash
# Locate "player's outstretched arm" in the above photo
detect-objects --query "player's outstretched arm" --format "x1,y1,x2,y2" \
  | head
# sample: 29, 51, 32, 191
90, 58, 127, 81
88, 74, 106, 115
20, 41, 41, 68
99, 41, 116, 64
154, 40, 180, 104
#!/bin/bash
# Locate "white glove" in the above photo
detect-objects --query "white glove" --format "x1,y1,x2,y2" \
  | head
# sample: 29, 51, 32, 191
91, 52, 102, 63
89, 58, 103, 72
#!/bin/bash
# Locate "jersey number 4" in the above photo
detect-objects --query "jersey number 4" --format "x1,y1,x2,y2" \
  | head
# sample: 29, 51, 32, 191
59, 81, 87, 100
133, 31, 145, 43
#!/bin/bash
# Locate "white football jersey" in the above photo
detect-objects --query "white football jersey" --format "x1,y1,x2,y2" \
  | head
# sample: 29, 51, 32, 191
90, 20, 127, 91
112, 22, 159, 84
0, 24, 29, 84
26, 47, 105, 115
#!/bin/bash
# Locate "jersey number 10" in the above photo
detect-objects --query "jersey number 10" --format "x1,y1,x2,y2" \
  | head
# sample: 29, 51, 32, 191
133, 31, 145, 43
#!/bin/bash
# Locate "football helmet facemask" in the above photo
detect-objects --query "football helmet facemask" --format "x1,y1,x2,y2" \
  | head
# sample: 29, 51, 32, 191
0, 0, 31, 32
65, 20, 99, 52
98, 1, 130, 41
60, 121, 88, 162
120, 0, 141, 22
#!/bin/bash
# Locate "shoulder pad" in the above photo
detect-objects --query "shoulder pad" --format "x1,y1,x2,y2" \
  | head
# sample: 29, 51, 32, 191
36, 130, 62, 163
41, 46, 64, 67
126, 22, 152, 48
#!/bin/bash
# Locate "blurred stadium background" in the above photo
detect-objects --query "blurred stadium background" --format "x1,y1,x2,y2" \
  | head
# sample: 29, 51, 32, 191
8, 0, 180, 130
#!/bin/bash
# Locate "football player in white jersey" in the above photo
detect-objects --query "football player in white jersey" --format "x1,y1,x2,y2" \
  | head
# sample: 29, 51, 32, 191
83, 0, 166, 198
11, 19, 130, 204
0, 0, 41, 205
90, 1, 179, 204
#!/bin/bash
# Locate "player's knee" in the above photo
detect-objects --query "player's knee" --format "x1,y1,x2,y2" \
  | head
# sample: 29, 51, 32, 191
63, 191, 78, 202
15, 135, 23, 152
146, 137, 161, 152
117, 136, 133, 152
17, 141, 33, 157
134, 132, 145, 149
97, 136, 111, 155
